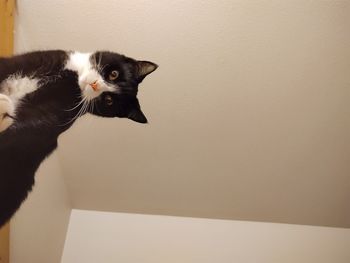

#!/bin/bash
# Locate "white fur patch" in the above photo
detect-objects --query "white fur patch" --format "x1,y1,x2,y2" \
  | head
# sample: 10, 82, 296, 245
64, 52, 115, 101
0, 75, 41, 131
65, 52, 92, 76
0, 94, 15, 132
1, 75, 40, 104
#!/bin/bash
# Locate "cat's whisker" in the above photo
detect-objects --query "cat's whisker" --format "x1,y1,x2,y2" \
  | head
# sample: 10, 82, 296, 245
89, 99, 94, 114
79, 100, 88, 118
93, 54, 101, 73
76, 101, 87, 119
82, 101, 88, 116
99, 63, 109, 73
85, 100, 96, 127
93, 56, 98, 71
59, 98, 88, 126
97, 53, 103, 72
83, 99, 91, 115
64, 97, 86, 111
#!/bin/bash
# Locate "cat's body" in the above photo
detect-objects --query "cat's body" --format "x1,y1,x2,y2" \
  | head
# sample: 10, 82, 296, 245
0, 50, 157, 227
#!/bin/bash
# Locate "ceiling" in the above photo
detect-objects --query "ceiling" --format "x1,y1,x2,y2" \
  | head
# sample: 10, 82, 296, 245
16, 0, 350, 228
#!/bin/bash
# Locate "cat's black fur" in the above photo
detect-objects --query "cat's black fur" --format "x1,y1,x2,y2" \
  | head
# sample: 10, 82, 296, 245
0, 50, 157, 227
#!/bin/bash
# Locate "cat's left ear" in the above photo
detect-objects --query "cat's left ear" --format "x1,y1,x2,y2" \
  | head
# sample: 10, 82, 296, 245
137, 61, 158, 82
128, 108, 148, 124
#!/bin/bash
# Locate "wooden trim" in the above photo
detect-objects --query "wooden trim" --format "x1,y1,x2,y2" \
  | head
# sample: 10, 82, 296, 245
0, 0, 15, 57
0, 225, 9, 263
0, 1, 15, 262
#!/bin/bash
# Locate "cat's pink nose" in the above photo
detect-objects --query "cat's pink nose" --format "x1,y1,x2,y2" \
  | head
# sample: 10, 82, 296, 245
89, 81, 99, 91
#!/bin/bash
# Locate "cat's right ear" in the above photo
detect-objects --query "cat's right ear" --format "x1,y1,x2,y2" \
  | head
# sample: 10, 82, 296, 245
137, 61, 158, 82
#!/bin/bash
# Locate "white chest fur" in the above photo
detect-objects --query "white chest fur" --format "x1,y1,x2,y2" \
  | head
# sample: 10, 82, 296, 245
1, 75, 40, 103
0, 75, 41, 131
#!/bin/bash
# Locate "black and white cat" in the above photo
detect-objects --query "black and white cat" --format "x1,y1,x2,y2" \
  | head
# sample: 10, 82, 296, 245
0, 50, 157, 227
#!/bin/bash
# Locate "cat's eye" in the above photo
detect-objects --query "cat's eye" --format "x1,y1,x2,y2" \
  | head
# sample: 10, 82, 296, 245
108, 70, 119, 81
105, 95, 114, 106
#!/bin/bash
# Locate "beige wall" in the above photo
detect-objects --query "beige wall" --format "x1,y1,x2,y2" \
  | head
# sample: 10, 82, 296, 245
9, 153, 71, 263
14, 0, 350, 227
15, 0, 350, 227
62, 210, 350, 263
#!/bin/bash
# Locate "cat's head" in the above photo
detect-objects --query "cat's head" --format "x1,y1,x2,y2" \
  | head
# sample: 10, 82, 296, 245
70, 51, 157, 123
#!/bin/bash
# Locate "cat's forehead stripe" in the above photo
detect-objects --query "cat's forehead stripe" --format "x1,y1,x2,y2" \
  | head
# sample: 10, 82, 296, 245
64, 52, 92, 74
65, 52, 118, 101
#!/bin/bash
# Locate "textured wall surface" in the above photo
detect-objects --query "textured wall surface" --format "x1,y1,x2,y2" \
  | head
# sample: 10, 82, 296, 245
14, 0, 350, 227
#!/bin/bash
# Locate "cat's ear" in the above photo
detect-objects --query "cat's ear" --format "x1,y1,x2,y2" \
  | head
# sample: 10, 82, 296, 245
128, 108, 148, 124
137, 61, 158, 82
